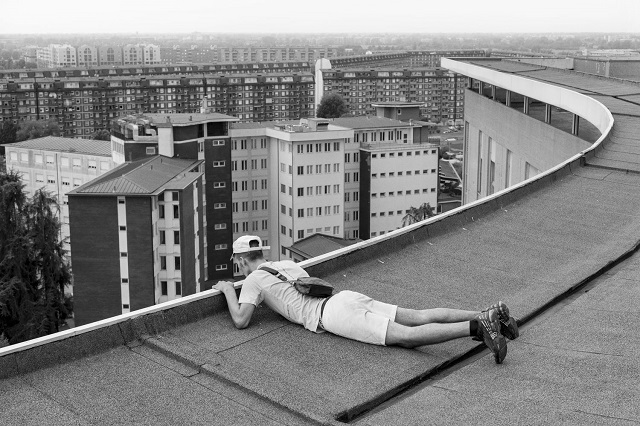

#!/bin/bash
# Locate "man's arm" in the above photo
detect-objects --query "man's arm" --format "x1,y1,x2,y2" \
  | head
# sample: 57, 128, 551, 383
212, 281, 256, 329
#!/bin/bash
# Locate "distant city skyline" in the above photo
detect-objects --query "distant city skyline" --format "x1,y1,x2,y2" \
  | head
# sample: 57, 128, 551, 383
2, 0, 638, 36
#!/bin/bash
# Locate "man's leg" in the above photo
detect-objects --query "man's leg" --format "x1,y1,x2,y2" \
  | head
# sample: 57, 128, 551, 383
394, 307, 478, 326
384, 320, 470, 348
385, 308, 508, 363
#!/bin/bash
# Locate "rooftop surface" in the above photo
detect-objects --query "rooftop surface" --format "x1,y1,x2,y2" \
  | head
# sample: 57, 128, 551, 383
5, 136, 112, 156
2, 60, 640, 425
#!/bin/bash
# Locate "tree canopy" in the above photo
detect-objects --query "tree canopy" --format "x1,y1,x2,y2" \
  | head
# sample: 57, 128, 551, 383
0, 171, 72, 345
91, 129, 111, 141
401, 203, 436, 227
316, 93, 348, 119
16, 119, 61, 142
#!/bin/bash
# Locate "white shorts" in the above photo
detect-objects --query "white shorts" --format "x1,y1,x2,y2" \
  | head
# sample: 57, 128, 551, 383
321, 290, 398, 346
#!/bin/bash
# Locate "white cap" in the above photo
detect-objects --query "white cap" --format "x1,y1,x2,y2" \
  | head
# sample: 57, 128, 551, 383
230, 235, 270, 259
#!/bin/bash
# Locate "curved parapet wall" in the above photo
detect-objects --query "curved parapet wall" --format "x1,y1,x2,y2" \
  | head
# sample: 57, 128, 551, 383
440, 57, 614, 204
441, 58, 613, 135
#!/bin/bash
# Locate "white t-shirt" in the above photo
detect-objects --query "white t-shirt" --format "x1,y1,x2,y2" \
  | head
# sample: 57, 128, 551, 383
238, 260, 325, 333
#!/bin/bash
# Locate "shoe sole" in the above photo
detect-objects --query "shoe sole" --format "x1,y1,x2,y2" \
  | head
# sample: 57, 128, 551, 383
484, 334, 508, 364
501, 317, 519, 340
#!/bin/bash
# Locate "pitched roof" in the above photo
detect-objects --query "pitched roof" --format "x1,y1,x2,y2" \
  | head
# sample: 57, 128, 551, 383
70, 155, 202, 195
6, 136, 111, 156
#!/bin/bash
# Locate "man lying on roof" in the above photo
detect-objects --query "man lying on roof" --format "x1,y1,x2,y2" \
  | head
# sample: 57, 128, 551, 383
213, 235, 519, 364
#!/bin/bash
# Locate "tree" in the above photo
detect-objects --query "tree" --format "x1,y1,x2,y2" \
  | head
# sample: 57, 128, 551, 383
0, 120, 18, 145
16, 119, 61, 142
316, 93, 348, 119
91, 129, 111, 141
401, 203, 436, 227
0, 171, 72, 344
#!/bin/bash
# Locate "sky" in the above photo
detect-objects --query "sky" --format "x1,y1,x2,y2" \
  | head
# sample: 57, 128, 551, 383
1, 0, 638, 35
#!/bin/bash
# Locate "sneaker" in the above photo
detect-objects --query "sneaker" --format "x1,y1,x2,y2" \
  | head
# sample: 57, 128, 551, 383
486, 301, 519, 340
476, 309, 508, 364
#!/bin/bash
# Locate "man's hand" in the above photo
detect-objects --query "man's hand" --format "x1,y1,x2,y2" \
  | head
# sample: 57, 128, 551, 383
212, 280, 255, 329
212, 280, 235, 293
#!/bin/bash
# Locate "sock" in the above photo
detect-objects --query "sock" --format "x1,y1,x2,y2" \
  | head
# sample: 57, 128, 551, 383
469, 319, 478, 337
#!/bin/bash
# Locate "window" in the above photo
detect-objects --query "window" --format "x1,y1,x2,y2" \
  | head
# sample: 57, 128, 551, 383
173, 205, 179, 218
297, 209, 304, 218
214, 223, 227, 230
159, 205, 165, 218
213, 161, 225, 167
214, 203, 226, 209
175, 256, 181, 270
160, 231, 166, 244
213, 182, 225, 188
174, 231, 180, 245
175, 281, 182, 296
161, 281, 168, 296
161, 256, 167, 270
297, 166, 304, 175
281, 225, 286, 235
298, 230, 304, 239
216, 264, 228, 271
215, 244, 228, 250
297, 187, 304, 197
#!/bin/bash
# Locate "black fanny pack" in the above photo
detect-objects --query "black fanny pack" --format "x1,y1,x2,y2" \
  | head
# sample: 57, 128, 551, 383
260, 266, 334, 298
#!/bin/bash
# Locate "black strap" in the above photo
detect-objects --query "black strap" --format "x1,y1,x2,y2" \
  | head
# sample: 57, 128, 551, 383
259, 266, 290, 283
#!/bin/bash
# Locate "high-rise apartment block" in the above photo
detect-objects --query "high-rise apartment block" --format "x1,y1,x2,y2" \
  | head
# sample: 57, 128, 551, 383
0, 62, 312, 138
201, 73, 315, 122
315, 65, 466, 125
217, 47, 338, 63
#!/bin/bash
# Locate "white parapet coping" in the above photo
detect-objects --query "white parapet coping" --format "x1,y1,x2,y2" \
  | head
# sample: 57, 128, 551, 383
441, 57, 613, 135
1, 60, 615, 358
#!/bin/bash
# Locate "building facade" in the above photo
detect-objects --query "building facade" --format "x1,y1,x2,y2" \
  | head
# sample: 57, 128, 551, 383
315, 66, 466, 125
36, 44, 77, 68
0, 63, 312, 138
68, 156, 205, 325
4, 136, 116, 257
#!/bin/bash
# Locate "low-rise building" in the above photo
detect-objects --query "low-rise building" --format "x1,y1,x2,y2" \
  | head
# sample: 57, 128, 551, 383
4, 136, 116, 256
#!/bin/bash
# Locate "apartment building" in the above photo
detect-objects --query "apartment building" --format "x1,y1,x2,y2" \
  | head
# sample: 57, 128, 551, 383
228, 116, 439, 266
77, 45, 99, 67
201, 73, 315, 122
315, 66, 465, 125
35, 44, 161, 68
97, 45, 123, 67
36, 44, 77, 68
228, 118, 352, 267
0, 64, 312, 138
4, 136, 117, 255
217, 47, 338, 63
326, 50, 487, 71
109, 112, 239, 280
68, 155, 205, 326
161, 45, 218, 64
